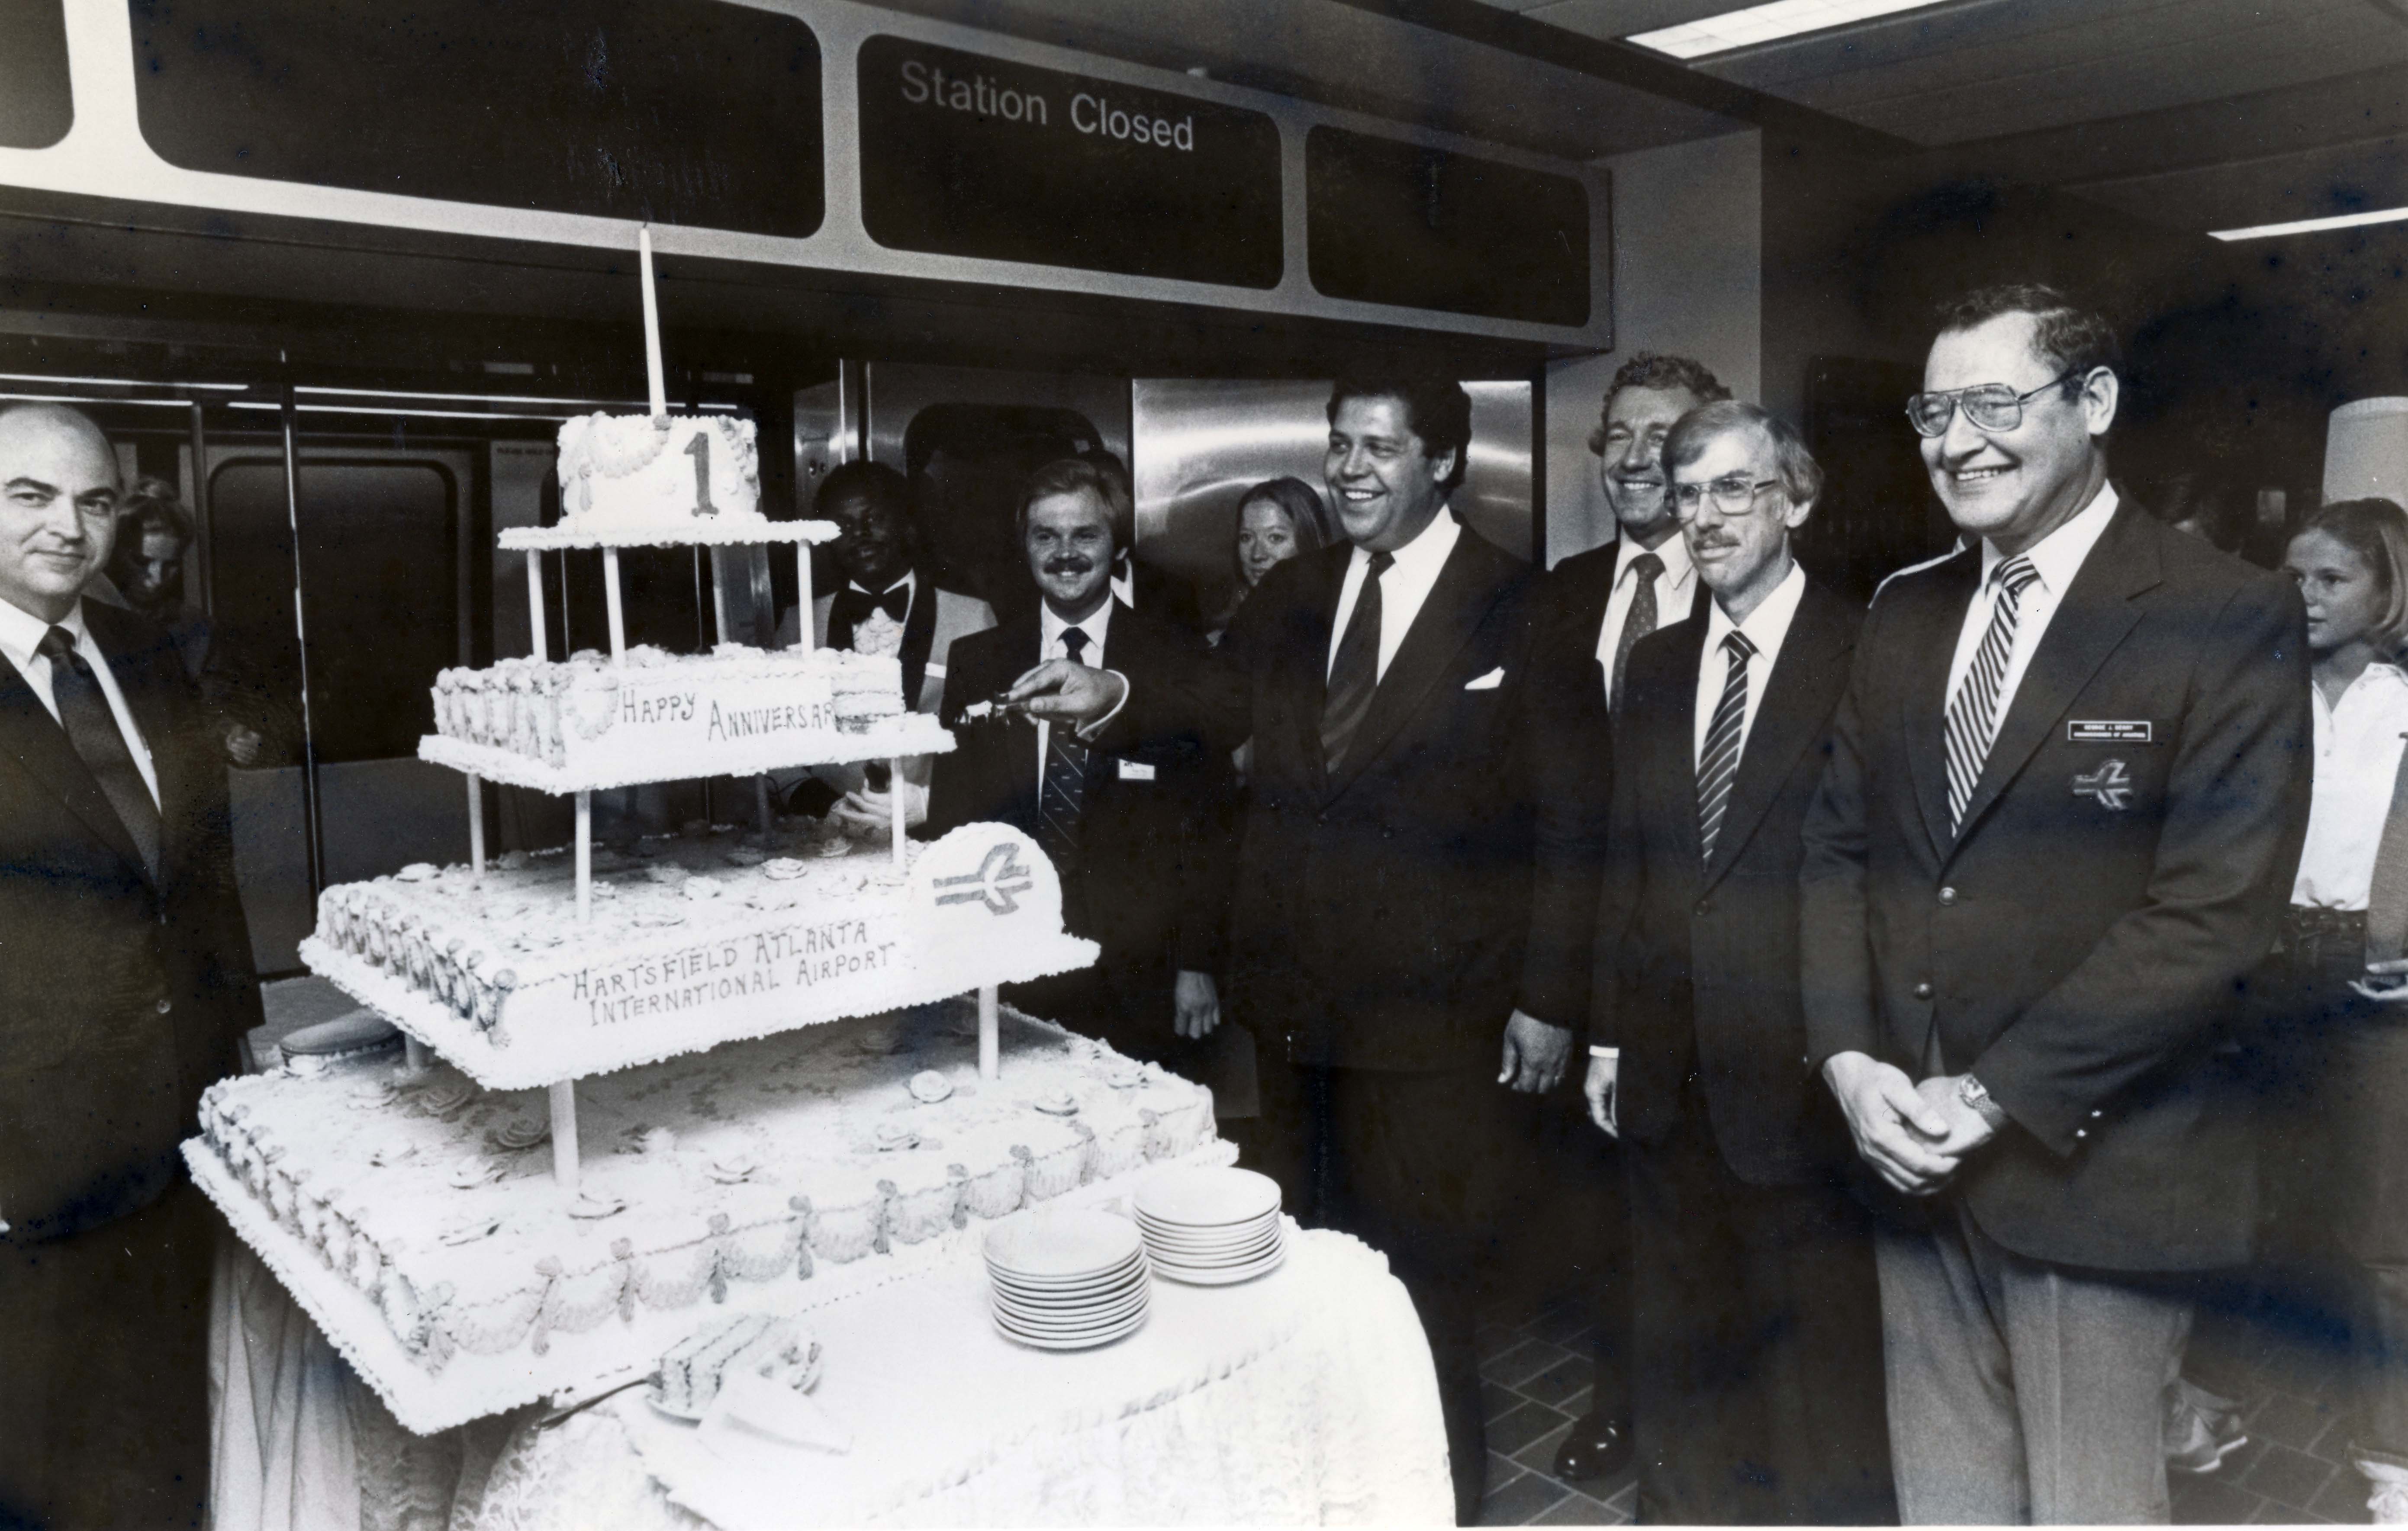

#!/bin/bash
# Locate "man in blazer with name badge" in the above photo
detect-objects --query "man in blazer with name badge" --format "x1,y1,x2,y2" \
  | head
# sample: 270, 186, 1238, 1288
1586, 400, 1893, 1524
1002, 376, 1611, 1523
926, 456, 1233, 1076
1800, 285, 2312, 1522
0, 402, 261, 1526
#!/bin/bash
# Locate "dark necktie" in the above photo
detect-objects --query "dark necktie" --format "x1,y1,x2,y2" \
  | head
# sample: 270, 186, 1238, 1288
827, 581, 911, 648
1611, 551, 1664, 711
37, 625, 161, 882
1321, 550, 1394, 774
1037, 627, 1092, 870
1944, 556, 2040, 833
1697, 629, 1757, 869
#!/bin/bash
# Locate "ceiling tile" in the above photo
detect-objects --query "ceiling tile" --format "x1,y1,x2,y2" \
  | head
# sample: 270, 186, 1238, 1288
2072, 137, 2408, 231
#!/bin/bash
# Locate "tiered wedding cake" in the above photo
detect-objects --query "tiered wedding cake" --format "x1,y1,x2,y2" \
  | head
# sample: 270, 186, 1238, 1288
188, 395, 1228, 1434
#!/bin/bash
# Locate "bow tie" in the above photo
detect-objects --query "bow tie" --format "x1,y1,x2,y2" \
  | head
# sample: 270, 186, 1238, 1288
832, 582, 910, 626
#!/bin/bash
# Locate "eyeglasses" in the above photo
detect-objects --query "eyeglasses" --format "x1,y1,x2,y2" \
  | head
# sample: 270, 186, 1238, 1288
1670, 476, 1781, 520
1905, 370, 2080, 438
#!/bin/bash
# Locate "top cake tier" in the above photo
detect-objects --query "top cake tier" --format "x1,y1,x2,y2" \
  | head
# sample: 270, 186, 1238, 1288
497, 413, 838, 550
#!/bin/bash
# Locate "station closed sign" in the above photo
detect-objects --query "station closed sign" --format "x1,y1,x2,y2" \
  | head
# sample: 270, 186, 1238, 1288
858, 35, 1283, 289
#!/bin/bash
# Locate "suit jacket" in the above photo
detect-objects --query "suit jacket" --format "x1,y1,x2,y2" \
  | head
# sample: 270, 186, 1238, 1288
927, 600, 1233, 1010
1591, 578, 1862, 1186
772, 577, 996, 798
1800, 504, 2312, 1270
1544, 538, 1714, 703
0, 601, 259, 1242
1111, 521, 1611, 1072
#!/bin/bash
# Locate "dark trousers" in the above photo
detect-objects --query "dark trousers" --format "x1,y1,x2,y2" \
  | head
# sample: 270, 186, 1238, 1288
1528, 1078, 1631, 1433
1292, 1063, 1530, 1525
1626, 1100, 1896, 1525
2326, 1001, 2408, 1466
0, 1181, 214, 1530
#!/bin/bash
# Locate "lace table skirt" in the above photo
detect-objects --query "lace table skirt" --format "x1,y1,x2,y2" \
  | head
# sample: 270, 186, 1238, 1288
209, 1225, 1452, 1528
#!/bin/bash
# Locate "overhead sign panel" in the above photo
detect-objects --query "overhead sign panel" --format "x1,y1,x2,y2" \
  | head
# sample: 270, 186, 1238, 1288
128, 0, 824, 238
1306, 126, 1590, 328
857, 35, 1282, 290
0, 0, 72, 149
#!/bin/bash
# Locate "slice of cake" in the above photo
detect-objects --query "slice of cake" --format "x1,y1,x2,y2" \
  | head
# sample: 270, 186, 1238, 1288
654, 1312, 821, 1418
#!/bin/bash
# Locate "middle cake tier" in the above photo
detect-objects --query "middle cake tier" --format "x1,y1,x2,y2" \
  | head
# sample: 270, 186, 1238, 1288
300, 823, 1098, 1089
419, 641, 954, 793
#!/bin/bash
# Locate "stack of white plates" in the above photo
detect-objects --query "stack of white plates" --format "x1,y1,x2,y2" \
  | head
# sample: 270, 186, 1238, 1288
1134, 1167, 1285, 1285
984, 1209, 1151, 1350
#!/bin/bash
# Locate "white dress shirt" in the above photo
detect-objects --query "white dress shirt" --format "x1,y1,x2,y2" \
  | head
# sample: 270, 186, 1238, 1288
1037, 598, 1112, 781
1327, 511, 1462, 682
1945, 482, 2121, 714
2294, 661, 2408, 909
1693, 561, 1809, 768
1596, 532, 1697, 704
0, 595, 162, 807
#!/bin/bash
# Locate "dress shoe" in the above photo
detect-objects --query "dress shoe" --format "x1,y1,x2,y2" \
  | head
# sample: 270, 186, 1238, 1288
1552, 1411, 1634, 1483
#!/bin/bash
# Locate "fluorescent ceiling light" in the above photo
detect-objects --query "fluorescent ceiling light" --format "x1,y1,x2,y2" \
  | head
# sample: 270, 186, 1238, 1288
2208, 206, 2408, 242
1628, 0, 1951, 59
0, 391, 209, 408
295, 385, 740, 412
0, 372, 248, 391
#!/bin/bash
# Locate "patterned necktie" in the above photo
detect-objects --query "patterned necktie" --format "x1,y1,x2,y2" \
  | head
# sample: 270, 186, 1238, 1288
1611, 551, 1664, 711
1944, 556, 2041, 834
1696, 629, 1756, 869
37, 625, 161, 882
1321, 550, 1393, 773
1037, 627, 1091, 869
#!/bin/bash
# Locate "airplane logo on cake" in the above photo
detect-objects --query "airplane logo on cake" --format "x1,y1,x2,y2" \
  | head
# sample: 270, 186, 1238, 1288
933, 842, 1035, 915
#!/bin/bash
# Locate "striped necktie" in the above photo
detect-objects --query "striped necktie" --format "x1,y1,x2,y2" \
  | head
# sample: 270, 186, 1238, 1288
1696, 629, 1756, 869
1944, 556, 2041, 834
1037, 627, 1091, 869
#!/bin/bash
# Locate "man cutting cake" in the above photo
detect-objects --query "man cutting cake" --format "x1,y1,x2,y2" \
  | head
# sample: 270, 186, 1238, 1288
0, 402, 261, 1525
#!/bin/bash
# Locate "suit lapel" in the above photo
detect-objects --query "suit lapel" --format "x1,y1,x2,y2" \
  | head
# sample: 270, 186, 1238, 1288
1904, 550, 1981, 861
1951, 507, 2158, 852
1651, 619, 1709, 874
1702, 584, 1851, 890
1291, 547, 1349, 796
0, 643, 150, 879
1326, 531, 1514, 803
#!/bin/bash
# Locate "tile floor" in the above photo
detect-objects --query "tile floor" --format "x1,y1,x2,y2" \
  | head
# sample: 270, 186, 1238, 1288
1468, 1286, 2377, 1527
1474, 1296, 1637, 1526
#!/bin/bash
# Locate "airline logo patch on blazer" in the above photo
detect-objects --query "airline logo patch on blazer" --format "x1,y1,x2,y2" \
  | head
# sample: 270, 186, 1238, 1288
2073, 758, 2135, 811
2067, 720, 2153, 744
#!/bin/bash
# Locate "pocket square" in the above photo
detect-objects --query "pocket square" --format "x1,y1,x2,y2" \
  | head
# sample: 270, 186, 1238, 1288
1464, 667, 1505, 691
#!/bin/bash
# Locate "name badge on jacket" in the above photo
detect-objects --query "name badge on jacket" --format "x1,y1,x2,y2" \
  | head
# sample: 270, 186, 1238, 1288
2068, 720, 2153, 744
1117, 759, 1156, 782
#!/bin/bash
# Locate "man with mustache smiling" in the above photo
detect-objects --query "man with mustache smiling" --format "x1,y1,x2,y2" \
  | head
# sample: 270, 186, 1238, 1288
1585, 401, 1891, 1523
1004, 377, 1610, 1522
1800, 285, 2311, 1521
925, 456, 1232, 1081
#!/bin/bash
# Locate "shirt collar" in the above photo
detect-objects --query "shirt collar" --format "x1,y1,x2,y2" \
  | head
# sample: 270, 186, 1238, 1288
1980, 480, 2119, 595
1041, 595, 1112, 656
845, 570, 915, 601
0, 593, 82, 673
1622, 527, 1694, 591
1702, 560, 1807, 659
1358, 508, 1461, 580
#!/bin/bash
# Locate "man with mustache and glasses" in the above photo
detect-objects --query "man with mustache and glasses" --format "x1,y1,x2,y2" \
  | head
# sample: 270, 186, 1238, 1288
1585, 401, 1892, 1523
1800, 284, 2311, 1522
999, 377, 1611, 1522
925, 455, 1233, 1081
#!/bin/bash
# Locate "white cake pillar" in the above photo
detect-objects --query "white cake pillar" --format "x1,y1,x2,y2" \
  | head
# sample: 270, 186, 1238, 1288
754, 775, 774, 840
466, 773, 485, 880
889, 756, 907, 869
601, 549, 628, 662
708, 548, 732, 646
549, 1082, 581, 1191
794, 544, 814, 644
404, 1037, 431, 1074
524, 550, 549, 662
978, 983, 999, 1081
574, 791, 593, 924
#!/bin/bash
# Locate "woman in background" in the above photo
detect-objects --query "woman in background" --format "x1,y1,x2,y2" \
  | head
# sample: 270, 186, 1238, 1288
2264, 497, 2408, 1522
1214, 476, 1339, 646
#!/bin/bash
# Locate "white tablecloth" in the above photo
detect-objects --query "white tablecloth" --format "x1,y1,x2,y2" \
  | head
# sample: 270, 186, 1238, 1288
209, 1223, 1452, 1528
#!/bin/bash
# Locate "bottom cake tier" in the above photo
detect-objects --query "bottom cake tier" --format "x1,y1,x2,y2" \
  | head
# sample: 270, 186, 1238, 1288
189, 1001, 1226, 1434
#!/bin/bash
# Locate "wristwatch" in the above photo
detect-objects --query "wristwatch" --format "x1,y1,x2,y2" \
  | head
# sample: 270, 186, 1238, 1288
1957, 1074, 2010, 1132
